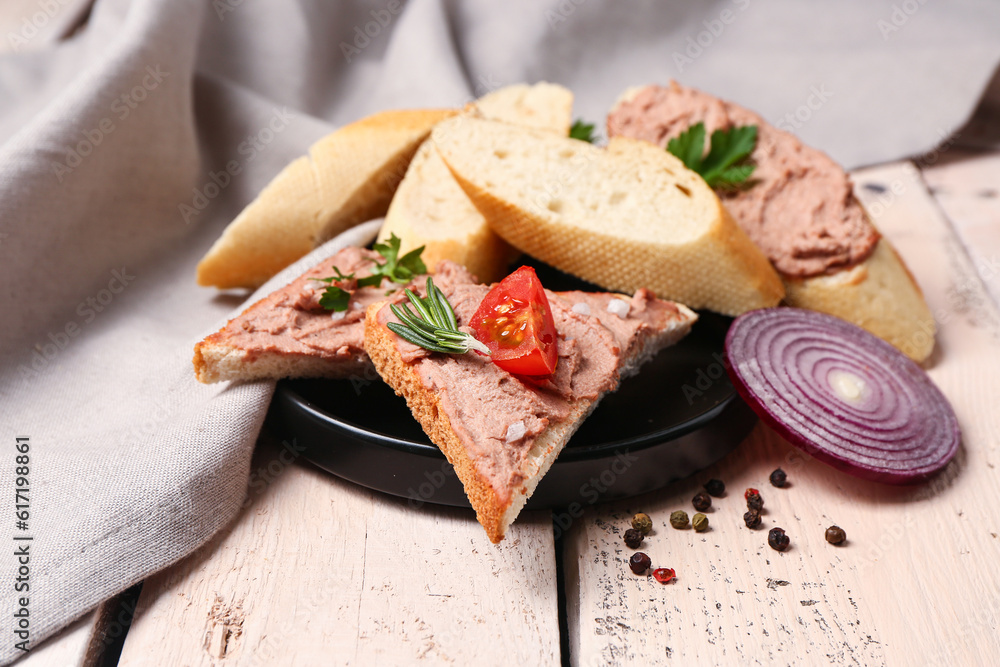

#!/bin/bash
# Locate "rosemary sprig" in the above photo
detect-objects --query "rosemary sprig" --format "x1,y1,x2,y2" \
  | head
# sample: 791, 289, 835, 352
386, 278, 490, 356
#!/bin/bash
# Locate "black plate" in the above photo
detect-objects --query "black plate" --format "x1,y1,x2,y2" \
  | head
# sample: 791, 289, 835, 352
266, 262, 756, 510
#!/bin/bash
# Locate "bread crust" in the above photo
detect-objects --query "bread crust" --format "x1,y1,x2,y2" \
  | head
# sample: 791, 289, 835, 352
784, 237, 935, 362
364, 300, 511, 542
378, 84, 574, 284
197, 108, 456, 289
431, 118, 784, 316
364, 294, 696, 543
611, 84, 934, 360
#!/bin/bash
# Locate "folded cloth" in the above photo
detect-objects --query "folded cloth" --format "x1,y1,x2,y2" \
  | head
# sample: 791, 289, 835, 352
1, 0, 998, 659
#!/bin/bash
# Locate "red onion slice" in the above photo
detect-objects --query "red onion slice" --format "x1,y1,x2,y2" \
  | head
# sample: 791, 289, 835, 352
725, 308, 959, 484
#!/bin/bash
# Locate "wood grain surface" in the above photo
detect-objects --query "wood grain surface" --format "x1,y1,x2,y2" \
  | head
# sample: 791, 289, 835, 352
28, 156, 1000, 666
116, 434, 560, 666
565, 162, 1000, 667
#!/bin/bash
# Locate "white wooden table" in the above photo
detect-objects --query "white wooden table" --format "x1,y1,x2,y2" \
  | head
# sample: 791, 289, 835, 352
21, 151, 1000, 665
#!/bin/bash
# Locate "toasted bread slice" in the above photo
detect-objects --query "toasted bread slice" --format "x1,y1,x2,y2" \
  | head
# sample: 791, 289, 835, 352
378, 83, 573, 283
194, 246, 410, 383
365, 267, 698, 542
607, 82, 934, 361
431, 116, 783, 316
197, 109, 456, 289
784, 239, 934, 361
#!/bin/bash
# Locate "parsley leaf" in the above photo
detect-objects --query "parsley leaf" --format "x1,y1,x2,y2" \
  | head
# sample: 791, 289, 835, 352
667, 122, 757, 189
319, 285, 351, 311
569, 119, 597, 144
317, 233, 428, 311
362, 233, 427, 286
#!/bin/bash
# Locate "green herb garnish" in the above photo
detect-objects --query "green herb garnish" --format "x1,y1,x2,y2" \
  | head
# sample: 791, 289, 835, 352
316, 234, 427, 312
386, 278, 490, 356
666, 122, 757, 189
569, 119, 597, 144
358, 234, 427, 288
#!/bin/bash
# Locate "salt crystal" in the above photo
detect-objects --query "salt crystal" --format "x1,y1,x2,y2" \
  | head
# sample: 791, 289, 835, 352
505, 420, 526, 443
571, 302, 591, 316
607, 298, 630, 318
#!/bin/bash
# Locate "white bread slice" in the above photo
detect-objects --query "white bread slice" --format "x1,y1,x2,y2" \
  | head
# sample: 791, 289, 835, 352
365, 284, 697, 543
608, 83, 935, 361
473, 82, 574, 136
377, 83, 573, 283
431, 117, 784, 316
784, 238, 935, 361
197, 109, 456, 289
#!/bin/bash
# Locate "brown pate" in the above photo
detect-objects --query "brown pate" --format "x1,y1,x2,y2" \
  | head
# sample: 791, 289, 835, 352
200, 246, 403, 365
607, 81, 879, 278
376, 262, 695, 503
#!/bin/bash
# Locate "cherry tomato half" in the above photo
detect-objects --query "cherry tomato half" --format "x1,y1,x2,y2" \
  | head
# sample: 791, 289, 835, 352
470, 266, 558, 376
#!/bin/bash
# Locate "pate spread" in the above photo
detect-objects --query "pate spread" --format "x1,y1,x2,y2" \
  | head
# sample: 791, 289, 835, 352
206, 246, 406, 363
607, 82, 880, 278
377, 266, 693, 502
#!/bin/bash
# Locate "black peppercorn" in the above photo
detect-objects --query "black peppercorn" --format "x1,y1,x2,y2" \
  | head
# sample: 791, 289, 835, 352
743, 509, 761, 529
768, 527, 790, 551
703, 479, 725, 497
825, 525, 847, 545
746, 492, 764, 512
623, 528, 644, 549
769, 468, 787, 487
692, 492, 712, 512
629, 552, 651, 574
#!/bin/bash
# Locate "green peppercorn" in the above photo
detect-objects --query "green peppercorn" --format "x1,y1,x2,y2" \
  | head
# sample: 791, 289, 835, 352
825, 525, 847, 545
623, 528, 644, 549
692, 492, 712, 512
692, 513, 709, 532
703, 479, 725, 497
669, 510, 689, 529
743, 509, 762, 529
769, 468, 787, 487
631, 512, 653, 535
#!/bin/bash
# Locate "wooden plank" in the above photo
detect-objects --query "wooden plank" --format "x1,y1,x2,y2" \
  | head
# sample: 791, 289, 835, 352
566, 161, 1000, 667
921, 149, 1000, 308
119, 433, 561, 666
14, 613, 93, 667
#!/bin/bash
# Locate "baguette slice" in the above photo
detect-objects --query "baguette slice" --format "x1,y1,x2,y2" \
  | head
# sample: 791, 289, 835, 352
431, 117, 784, 316
783, 239, 935, 361
378, 83, 573, 283
607, 82, 934, 361
473, 81, 574, 136
365, 265, 697, 542
194, 246, 404, 383
197, 109, 455, 289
